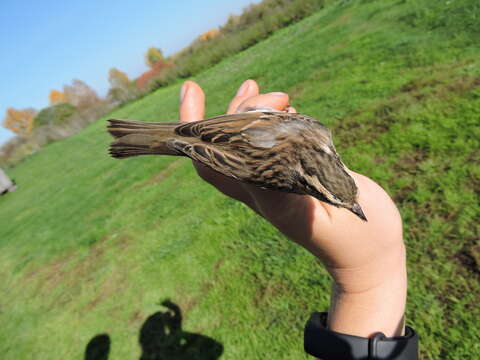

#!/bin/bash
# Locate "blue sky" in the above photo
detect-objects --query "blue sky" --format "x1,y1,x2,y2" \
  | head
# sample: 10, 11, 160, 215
0, 0, 259, 145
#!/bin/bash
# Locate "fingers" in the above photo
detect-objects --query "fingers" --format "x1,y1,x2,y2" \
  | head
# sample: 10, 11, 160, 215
178, 80, 255, 207
229, 79, 291, 113
227, 79, 260, 114
287, 106, 297, 113
181, 79, 291, 121
179, 81, 205, 123
236, 92, 290, 113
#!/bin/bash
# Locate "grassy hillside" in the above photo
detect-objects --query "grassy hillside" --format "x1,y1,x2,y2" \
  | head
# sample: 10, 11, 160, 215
1, 1, 479, 359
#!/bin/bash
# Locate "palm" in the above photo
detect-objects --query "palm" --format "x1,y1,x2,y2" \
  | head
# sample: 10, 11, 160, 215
180, 80, 404, 295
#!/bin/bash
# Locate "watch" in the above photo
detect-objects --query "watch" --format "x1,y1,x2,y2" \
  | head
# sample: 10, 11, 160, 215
304, 312, 419, 359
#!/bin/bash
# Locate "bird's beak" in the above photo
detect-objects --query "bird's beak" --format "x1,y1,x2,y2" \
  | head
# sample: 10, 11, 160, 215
351, 203, 368, 222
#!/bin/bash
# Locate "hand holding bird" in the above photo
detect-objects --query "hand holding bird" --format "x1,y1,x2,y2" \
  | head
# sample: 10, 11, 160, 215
108, 79, 407, 338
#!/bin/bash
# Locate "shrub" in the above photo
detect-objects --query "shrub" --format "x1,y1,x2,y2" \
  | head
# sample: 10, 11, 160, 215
33, 103, 78, 128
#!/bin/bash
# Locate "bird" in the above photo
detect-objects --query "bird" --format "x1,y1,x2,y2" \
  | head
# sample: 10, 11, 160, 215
107, 108, 367, 221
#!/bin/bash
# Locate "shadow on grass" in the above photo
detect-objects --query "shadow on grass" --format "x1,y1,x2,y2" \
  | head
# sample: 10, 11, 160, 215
85, 334, 110, 360
85, 300, 224, 360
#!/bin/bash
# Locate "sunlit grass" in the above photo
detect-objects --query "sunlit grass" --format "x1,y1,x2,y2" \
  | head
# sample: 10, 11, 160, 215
1, 1, 479, 359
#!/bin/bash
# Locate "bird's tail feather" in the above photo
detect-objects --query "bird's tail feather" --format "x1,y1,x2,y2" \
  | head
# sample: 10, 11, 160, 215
107, 118, 179, 138
107, 119, 180, 158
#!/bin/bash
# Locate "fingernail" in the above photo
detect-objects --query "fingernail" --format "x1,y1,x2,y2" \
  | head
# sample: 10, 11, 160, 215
180, 83, 189, 102
268, 92, 287, 96
236, 80, 250, 97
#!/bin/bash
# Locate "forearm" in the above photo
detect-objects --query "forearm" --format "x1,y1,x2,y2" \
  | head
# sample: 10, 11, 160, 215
327, 243, 407, 337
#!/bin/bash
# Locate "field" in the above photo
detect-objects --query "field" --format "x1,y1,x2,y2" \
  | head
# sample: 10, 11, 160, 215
1, 1, 479, 359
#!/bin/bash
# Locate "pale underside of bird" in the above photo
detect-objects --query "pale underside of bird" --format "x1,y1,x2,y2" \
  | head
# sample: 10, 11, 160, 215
107, 109, 367, 221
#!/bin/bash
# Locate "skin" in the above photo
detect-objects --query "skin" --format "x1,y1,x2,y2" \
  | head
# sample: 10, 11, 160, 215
179, 79, 407, 338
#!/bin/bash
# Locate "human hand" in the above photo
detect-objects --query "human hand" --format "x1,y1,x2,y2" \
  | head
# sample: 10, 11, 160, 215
179, 79, 407, 337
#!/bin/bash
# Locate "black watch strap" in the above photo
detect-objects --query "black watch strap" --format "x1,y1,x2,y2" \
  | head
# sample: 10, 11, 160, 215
304, 312, 419, 359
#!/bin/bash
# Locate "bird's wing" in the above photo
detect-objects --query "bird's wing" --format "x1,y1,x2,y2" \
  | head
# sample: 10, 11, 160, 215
175, 112, 281, 145
170, 112, 288, 179
167, 138, 250, 179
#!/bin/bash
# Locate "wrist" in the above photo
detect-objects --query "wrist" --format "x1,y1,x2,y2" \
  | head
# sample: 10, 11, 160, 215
328, 244, 407, 337
329, 280, 406, 337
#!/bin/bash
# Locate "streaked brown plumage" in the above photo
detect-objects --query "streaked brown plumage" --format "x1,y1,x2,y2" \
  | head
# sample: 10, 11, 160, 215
107, 110, 367, 221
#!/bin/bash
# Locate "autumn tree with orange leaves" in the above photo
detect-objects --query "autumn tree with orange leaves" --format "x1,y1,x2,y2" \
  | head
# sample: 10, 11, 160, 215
3, 108, 37, 137
49, 90, 67, 105
197, 28, 220, 41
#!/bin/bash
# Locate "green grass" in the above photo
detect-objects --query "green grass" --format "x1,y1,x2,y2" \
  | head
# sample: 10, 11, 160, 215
1, 1, 479, 359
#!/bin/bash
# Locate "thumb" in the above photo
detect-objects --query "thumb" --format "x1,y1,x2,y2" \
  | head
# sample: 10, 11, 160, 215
179, 81, 205, 123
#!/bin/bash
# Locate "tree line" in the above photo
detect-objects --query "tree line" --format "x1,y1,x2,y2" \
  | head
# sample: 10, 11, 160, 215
1, 0, 327, 166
